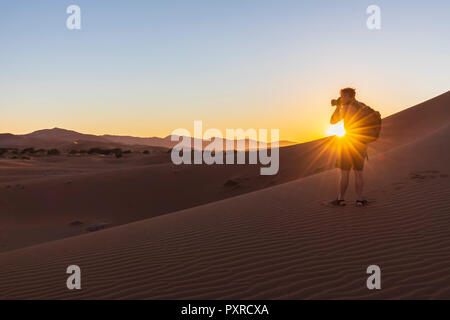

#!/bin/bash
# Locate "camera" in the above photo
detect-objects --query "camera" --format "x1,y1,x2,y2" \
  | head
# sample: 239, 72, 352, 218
331, 97, 342, 107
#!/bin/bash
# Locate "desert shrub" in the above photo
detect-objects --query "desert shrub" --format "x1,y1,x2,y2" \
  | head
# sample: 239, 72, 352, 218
69, 149, 78, 155
88, 147, 102, 155
143, 150, 149, 154
87, 147, 125, 157
21, 147, 35, 154
110, 148, 122, 155
20, 148, 28, 154
123, 150, 131, 154
32, 149, 47, 156
47, 149, 60, 156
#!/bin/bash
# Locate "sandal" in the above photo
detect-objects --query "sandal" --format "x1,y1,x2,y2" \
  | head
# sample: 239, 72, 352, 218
356, 199, 368, 207
330, 199, 346, 206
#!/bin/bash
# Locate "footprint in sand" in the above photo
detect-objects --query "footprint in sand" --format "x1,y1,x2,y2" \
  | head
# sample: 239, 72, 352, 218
68, 221, 84, 227
408, 170, 447, 181
409, 173, 426, 180
86, 222, 109, 232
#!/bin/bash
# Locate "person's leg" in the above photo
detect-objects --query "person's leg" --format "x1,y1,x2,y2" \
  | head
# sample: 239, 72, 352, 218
354, 170, 364, 201
338, 169, 350, 200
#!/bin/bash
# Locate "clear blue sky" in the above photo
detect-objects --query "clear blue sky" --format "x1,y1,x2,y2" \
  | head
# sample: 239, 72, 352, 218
1, 0, 449, 141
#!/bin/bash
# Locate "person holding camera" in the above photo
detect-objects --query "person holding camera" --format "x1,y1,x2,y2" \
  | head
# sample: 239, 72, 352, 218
329, 87, 381, 207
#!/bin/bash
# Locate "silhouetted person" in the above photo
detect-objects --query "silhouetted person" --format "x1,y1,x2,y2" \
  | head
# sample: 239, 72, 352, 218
330, 87, 374, 207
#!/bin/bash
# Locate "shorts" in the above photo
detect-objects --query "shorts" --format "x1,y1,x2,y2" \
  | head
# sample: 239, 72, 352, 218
335, 140, 367, 171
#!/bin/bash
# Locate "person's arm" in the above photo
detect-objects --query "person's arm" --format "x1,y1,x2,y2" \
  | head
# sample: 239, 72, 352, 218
330, 105, 344, 124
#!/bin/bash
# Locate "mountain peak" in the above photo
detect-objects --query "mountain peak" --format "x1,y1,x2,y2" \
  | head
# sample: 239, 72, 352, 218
28, 127, 77, 135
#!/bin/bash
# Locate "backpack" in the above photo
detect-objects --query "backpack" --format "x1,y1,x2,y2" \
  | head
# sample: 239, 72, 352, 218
355, 101, 382, 144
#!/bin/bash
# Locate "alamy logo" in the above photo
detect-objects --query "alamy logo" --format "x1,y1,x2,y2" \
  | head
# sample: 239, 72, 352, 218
366, 5, 381, 30
366, 265, 381, 290
170, 121, 279, 175
66, 5, 81, 30
66, 265, 81, 290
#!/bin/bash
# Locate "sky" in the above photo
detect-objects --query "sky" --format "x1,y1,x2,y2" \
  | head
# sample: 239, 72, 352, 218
1, 0, 449, 142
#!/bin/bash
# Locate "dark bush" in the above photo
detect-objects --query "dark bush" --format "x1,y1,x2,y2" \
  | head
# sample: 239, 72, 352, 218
88, 147, 102, 155
21, 147, 35, 154
110, 148, 122, 155
87, 147, 125, 158
47, 149, 60, 156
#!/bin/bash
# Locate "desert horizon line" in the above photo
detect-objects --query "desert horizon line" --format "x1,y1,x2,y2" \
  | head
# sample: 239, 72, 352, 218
2, 90, 448, 145
1, 126, 298, 144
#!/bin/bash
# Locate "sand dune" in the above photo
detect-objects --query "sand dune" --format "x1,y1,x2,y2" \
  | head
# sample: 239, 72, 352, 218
371, 90, 450, 153
0, 92, 448, 252
0, 91, 449, 299
0, 136, 333, 251
0, 154, 318, 251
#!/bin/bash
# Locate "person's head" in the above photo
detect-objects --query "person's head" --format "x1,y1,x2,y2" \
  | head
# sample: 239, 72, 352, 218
339, 87, 356, 105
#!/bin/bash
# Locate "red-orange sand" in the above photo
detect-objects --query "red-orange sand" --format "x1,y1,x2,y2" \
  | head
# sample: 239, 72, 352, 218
0, 92, 449, 299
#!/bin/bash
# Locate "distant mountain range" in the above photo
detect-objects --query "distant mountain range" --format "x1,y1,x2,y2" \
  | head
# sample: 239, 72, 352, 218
0, 128, 297, 151
3, 90, 450, 152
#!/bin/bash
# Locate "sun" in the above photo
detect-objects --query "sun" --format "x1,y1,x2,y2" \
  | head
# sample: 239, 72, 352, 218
327, 121, 346, 137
